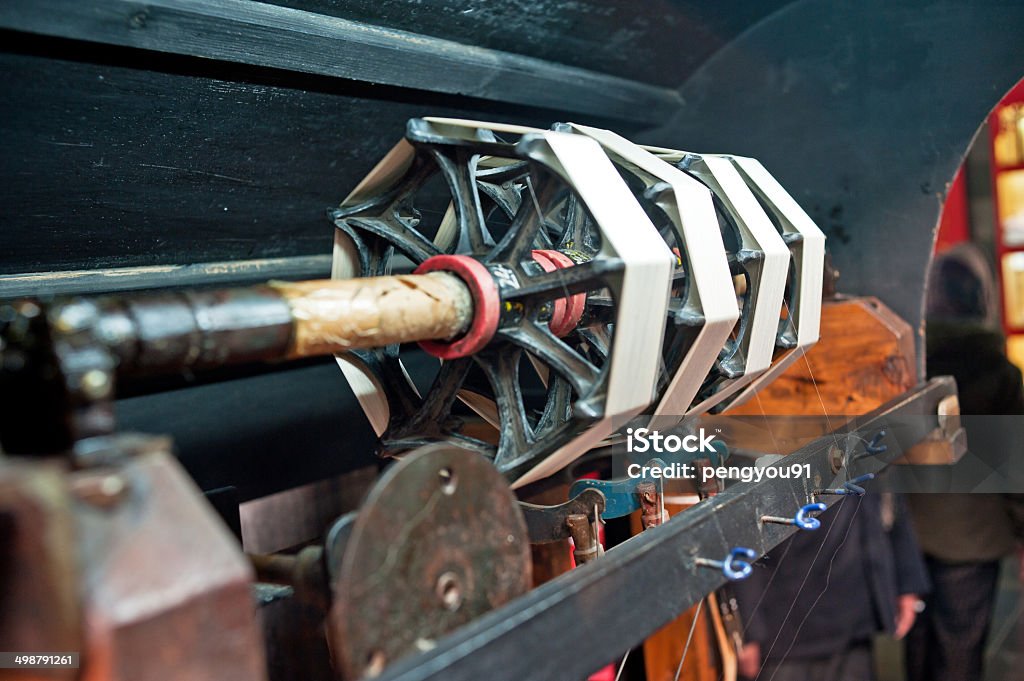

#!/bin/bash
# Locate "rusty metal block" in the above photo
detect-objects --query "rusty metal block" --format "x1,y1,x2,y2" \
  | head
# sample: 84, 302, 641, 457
73, 448, 266, 681
0, 459, 81, 681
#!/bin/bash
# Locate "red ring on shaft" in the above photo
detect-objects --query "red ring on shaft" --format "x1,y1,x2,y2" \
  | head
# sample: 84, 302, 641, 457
414, 255, 500, 359
531, 249, 586, 337
529, 251, 567, 337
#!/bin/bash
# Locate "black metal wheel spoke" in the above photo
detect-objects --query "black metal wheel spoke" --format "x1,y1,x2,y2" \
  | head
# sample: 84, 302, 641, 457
430, 148, 495, 253
436, 431, 497, 459
402, 357, 474, 434
473, 347, 535, 467
556, 193, 592, 251
334, 154, 434, 218
486, 171, 555, 263
500, 323, 599, 399
349, 347, 422, 423
347, 216, 441, 265
476, 160, 531, 185
576, 328, 610, 365
534, 374, 574, 436
478, 180, 523, 222
503, 259, 621, 305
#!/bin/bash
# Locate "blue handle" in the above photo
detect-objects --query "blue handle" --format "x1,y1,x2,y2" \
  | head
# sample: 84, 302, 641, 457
794, 502, 826, 530
723, 547, 756, 580
568, 458, 668, 519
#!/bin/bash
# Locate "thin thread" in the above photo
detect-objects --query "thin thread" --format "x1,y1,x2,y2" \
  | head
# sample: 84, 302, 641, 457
765, 496, 864, 681
674, 598, 706, 681
612, 649, 630, 681
739, 538, 795, 638
754, 496, 848, 675
524, 176, 575, 309
801, 352, 842, 453
753, 389, 784, 458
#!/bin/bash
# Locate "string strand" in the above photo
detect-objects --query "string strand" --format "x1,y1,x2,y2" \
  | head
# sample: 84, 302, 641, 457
765, 496, 864, 681
673, 598, 706, 681
753, 496, 848, 677
612, 649, 630, 681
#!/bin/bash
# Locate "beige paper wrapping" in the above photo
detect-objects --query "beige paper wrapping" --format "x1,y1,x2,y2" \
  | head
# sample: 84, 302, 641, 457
271, 272, 472, 357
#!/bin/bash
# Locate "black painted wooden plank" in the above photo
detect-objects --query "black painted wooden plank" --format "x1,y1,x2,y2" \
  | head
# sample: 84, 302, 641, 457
0, 255, 332, 298
0, 44, 599, 275
116, 359, 381, 500
267, 0, 793, 89
0, 0, 682, 124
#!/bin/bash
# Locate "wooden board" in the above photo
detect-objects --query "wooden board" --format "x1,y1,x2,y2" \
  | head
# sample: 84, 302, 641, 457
715, 296, 917, 453
631, 501, 719, 681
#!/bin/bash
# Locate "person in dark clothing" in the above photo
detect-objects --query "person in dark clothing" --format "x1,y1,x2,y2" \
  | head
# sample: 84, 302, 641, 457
905, 243, 1024, 681
736, 484, 929, 681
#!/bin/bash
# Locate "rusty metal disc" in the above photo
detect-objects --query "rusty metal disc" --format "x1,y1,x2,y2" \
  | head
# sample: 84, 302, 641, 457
327, 445, 531, 680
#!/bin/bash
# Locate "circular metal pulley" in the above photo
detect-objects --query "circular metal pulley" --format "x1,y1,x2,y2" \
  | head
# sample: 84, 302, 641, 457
327, 445, 531, 680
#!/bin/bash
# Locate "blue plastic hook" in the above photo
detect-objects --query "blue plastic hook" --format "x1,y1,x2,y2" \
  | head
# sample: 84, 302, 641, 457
864, 430, 888, 456
815, 473, 876, 497
696, 547, 756, 581
761, 502, 826, 530
793, 502, 827, 530
841, 473, 876, 496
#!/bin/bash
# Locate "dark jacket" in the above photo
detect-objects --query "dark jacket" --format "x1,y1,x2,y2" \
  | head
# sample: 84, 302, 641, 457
736, 487, 929, 659
905, 321, 1024, 562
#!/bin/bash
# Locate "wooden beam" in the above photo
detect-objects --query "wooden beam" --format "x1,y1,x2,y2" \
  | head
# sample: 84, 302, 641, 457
0, 0, 681, 124
0, 255, 332, 298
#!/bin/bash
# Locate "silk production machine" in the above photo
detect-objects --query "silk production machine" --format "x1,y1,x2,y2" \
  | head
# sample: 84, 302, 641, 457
1, 2, 1022, 680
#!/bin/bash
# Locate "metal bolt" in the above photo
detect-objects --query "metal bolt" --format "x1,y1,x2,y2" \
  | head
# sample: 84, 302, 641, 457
761, 502, 826, 530
696, 547, 756, 581
438, 467, 457, 495
71, 472, 129, 509
829, 445, 845, 474
436, 571, 463, 612
814, 473, 875, 497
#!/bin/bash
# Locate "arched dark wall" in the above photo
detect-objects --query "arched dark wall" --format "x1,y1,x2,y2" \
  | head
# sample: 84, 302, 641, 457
646, 0, 1024, 375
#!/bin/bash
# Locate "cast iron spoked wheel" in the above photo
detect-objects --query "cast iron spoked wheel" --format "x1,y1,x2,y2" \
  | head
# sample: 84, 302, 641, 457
667, 151, 789, 413
603, 171, 749, 414
694, 188, 753, 401
669, 151, 824, 413
601, 146, 753, 412
330, 119, 666, 482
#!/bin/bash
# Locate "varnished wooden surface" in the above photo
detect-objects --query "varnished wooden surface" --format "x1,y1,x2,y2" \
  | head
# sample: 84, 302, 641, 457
632, 502, 720, 681
726, 296, 916, 418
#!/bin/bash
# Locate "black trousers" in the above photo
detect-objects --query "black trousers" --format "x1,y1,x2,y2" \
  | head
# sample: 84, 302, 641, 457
905, 555, 1000, 681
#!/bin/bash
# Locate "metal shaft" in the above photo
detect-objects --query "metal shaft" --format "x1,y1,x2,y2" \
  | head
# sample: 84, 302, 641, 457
64, 272, 473, 378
